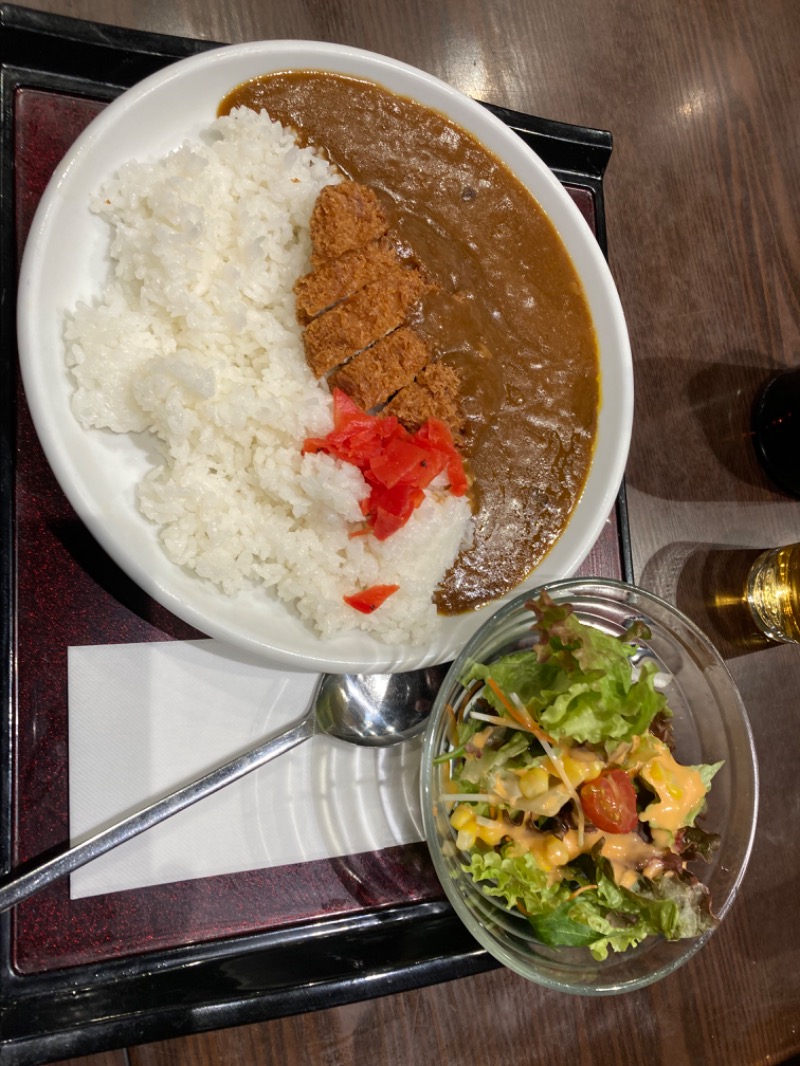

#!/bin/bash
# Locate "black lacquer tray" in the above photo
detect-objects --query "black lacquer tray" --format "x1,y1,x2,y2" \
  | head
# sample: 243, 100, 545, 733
0, 6, 631, 1063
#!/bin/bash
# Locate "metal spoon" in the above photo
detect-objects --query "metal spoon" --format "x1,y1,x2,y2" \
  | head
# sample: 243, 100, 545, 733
0, 666, 447, 912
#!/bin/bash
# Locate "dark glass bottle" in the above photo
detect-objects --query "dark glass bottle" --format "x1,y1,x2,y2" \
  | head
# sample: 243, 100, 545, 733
752, 368, 800, 498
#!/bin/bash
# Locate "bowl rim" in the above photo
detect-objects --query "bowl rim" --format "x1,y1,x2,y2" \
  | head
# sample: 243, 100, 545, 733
420, 576, 760, 993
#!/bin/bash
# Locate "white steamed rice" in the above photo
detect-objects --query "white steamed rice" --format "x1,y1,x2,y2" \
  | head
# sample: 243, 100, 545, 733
65, 106, 472, 644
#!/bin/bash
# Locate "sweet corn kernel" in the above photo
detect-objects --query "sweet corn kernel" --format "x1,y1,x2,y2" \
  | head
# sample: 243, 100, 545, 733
476, 821, 506, 846
456, 827, 476, 850
618, 868, 639, 890
561, 754, 604, 787
646, 760, 683, 800
531, 839, 555, 873
519, 766, 550, 798
450, 804, 475, 830
649, 761, 665, 783
544, 835, 570, 868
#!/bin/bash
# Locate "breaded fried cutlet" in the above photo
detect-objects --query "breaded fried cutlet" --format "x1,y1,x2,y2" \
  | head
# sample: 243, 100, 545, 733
303, 265, 433, 378
294, 237, 400, 324
309, 181, 390, 264
382, 361, 466, 441
328, 327, 433, 411
298, 180, 467, 448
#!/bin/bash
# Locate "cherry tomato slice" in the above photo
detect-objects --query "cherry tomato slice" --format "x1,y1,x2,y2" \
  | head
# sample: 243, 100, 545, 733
579, 769, 638, 834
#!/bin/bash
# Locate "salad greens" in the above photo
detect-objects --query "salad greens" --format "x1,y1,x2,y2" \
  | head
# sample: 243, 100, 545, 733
441, 592, 722, 961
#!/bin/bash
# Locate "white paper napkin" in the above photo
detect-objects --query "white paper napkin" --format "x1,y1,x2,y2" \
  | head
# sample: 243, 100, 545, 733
68, 639, 424, 899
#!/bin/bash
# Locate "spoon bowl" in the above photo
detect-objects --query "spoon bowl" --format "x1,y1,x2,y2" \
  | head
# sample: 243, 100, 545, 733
318, 668, 447, 745
0, 666, 445, 912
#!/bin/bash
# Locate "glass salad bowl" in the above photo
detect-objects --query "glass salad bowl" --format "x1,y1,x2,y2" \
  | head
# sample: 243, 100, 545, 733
420, 578, 759, 995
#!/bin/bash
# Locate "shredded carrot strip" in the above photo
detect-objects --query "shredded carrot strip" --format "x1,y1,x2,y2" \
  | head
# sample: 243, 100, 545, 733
470, 709, 545, 738
568, 884, 598, 901
486, 678, 554, 744
486, 677, 530, 725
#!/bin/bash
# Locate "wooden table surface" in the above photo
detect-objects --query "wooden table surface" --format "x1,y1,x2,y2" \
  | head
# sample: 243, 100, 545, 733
12, 0, 799, 1063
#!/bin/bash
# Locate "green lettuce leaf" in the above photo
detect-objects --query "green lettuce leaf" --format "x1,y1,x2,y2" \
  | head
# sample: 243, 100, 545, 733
460, 598, 667, 746
461, 849, 571, 917
538, 662, 665, 744
464, 844, 718, 961
683, 760, 724, 826
460, 651, 562, 718
527, 902, 604, 948
526, 852, 717, 960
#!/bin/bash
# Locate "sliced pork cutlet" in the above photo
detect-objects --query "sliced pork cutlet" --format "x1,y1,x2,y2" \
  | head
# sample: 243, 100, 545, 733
328, 326, 432, 411
303, 263, 433, 378
300, 180, 465, 446
382, 361, 466, 443
294, 237, 400, 324
309, 181, 390, 264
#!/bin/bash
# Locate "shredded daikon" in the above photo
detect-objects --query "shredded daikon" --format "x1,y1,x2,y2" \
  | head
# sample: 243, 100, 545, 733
439, 793, 496, 805
509, 691, 586, 846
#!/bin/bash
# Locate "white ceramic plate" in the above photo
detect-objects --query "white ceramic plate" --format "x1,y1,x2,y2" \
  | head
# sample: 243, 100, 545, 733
16, 40, 633, 674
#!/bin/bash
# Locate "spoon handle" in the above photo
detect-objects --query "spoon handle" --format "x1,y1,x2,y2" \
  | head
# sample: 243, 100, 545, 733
0, 698, 320, 913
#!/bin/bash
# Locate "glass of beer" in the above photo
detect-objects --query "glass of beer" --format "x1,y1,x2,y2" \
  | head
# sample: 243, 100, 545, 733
746, 542, 800, 643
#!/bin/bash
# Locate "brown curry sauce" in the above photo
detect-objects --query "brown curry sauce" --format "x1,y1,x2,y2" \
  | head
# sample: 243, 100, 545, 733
218, 72, 599, 614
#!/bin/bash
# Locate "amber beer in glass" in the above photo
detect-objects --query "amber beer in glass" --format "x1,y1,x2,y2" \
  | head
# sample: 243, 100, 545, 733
746, 543, 800, 643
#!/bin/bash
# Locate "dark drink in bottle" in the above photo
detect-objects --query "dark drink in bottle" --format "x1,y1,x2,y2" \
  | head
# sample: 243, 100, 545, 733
752, 368, 800, 497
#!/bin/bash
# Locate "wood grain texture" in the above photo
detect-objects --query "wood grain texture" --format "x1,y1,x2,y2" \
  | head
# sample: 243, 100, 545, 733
28, 0, 799, 1063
